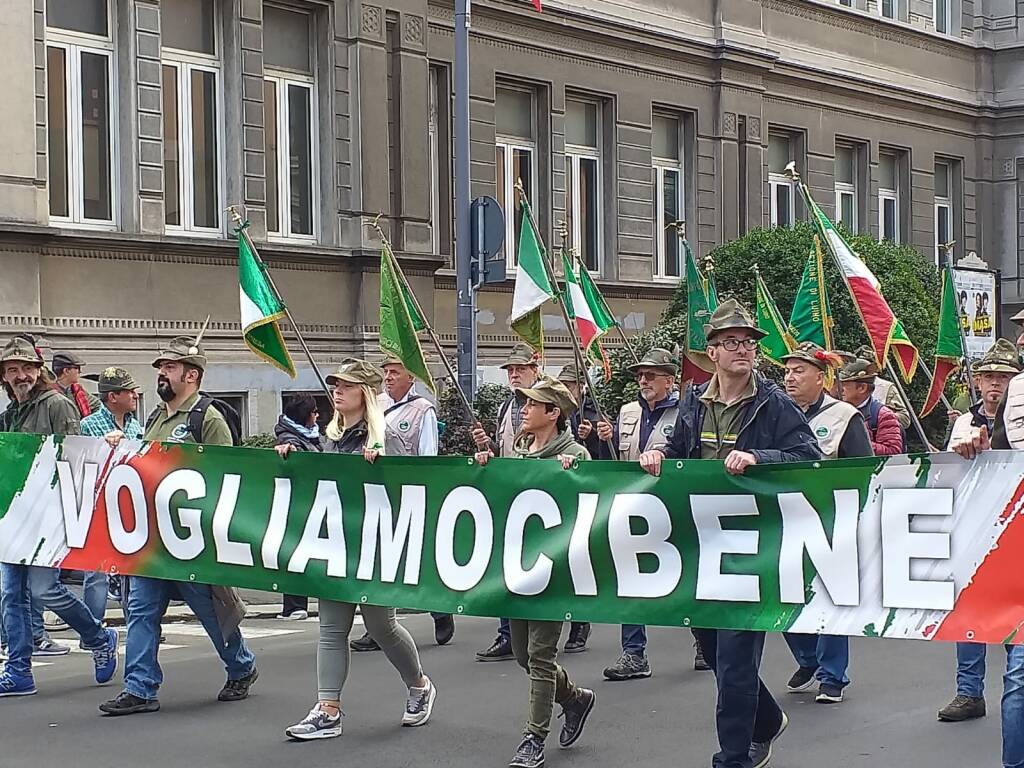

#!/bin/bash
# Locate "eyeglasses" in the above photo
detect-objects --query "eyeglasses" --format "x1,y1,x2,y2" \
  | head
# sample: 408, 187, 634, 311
635, 371, 667, 382
712, 338, 759, 352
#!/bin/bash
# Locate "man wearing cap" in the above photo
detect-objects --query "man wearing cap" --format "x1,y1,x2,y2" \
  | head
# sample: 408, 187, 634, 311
780, 342, 873, 705
53, 351, 101, 419
0, 337, 119, 698
80, 367, 144, 441
349, 354, 455, 651
473, 343, 541, 661
99, 336, 258, 716
557, 363, 613, 461
852, 346, 911, 432
596, 348, 700, 680
637, 299, 820, 768
474, 377, 596, 768
937, 338, 1021, 725
949, 369, 1024, 768
838, 359, 904, 456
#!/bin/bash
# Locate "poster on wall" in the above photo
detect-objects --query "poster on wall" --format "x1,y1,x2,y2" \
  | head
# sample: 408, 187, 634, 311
952, 266, 998, 361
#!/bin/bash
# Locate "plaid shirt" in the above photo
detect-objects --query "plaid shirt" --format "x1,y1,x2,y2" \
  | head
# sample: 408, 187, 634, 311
80, 406, 144, 440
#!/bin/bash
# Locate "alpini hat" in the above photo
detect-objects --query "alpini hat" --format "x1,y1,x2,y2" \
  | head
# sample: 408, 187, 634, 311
152, 336, 208, 371
501, 343, 540, 369
972, 338, 1021, 374
515, 376, 579, 416
703, 298, 767, 342
556, 363, 582, 384
0, 337, 44, 365
326, 359, 384, 388
380, 352, 405, 367
96, 367, 139, 393
627, 347, 680, 375
781, 342, 845, 372
838, 358, 879, 383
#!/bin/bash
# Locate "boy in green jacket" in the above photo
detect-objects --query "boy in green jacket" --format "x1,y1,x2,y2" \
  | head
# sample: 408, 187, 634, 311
474, 376, 596, 768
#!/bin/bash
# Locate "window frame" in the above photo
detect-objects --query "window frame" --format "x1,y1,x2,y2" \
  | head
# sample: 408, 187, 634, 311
264, 70, 319, 243
878, 0, 898, 19
651, 114, 683, 283
45, 6, 118, 230
162, 11, 225, 238
494, 84, 538, 269
934, 0, 950, 33
428, 64, 452, 258
878, 151, 901, 244
834, 145, 857, 232
564, 97, 604, 276
934, 161, 953, 265
767, 133, 796, 228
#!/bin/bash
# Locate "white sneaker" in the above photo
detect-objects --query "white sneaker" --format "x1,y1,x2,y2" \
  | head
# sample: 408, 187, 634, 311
402, 677, 436, 727
285, 705, 343, 741
276, 610, 308, 621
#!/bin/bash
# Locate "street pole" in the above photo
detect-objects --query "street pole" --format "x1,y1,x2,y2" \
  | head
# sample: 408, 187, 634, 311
454, 0, 475, 402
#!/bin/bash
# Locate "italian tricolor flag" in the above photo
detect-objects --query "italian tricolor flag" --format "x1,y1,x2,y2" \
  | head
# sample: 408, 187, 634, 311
510, 201, 557, 355
238, 228, 297, 377
803, 189, 919, 382
562, 250, 614, 353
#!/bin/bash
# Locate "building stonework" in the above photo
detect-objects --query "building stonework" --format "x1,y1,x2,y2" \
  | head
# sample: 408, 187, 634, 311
1, 0, 1022, 433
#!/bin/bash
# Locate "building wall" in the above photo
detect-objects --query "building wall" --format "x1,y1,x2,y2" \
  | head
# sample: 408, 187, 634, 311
1, 0, 1023, 431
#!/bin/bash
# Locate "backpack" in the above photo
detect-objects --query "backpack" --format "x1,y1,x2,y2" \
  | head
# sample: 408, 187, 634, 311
146, 394, 242, 446
865, 398, 907, 453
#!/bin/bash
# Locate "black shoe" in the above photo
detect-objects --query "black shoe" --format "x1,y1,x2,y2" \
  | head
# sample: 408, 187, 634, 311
563, 623, 591, 654
937, 694, 986, 722
350, 632, 381, 652
815, 683, 844, 704
786, 666, 819, 692
218, 667, 259, 702
602, 652, 651, 681
693, 640, 710, 671
434, 614, 455, 646
509, 733, 545, 768
99, 691, 160, 716
749, 711, 788, 768
558, 688, 595, 748
476, 636, 514, 662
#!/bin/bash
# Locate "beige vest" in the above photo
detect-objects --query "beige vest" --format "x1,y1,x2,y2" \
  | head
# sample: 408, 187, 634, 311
808, 395, 858, 459
948, 410, 989, 448
498, 398, 518, 457
379, 393, 435, 456
1002, 374, 1024, 448
617, 400, 679, 461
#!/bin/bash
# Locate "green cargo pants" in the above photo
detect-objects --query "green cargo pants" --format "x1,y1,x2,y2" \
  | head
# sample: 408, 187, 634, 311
509, 619, 578, 739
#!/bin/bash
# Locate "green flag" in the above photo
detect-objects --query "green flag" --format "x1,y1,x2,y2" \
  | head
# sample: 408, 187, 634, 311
921, 268, 963, 417
402, 281, 425, 332
380, 242, 435, 394
510, 201, 556, 354
755, 270, 794, 366
705, 266, 719, 312
685, 241, 711, 355
238, 231, 296, 377
788, 237, 833, 350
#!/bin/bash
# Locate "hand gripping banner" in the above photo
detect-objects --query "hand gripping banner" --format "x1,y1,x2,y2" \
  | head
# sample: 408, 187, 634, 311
0, 433, 1021, 644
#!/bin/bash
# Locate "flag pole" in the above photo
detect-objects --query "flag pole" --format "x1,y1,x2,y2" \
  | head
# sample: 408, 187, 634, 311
364, 219, 477, 423
227, 207, 332, 402
785, 175, 934, 451
515, 181, 618, 458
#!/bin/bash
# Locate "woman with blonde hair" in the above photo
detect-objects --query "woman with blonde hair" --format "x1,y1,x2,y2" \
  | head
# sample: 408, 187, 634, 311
277, 359, 436, 740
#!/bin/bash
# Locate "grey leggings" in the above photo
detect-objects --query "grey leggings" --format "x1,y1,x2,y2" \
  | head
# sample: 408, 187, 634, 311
317, 600, 424, 701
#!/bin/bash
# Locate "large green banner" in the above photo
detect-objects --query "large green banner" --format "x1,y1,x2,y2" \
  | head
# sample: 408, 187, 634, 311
1, 433, 1022, 643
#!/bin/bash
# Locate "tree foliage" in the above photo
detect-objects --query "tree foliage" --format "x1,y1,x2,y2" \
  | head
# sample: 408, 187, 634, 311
597, 223, 948, 446
438, 382, 511, 456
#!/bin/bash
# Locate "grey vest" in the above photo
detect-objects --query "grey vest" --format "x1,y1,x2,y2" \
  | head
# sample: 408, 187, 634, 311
379, 392, 435, 456
617, 399, 678, 461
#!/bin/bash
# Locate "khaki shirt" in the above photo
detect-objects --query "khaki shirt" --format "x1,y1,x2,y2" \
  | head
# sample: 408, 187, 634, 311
699, 375, 756, 459
144, 392, 233, 447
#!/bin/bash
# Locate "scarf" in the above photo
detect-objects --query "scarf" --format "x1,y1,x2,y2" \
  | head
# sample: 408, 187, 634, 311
283, 414, 320, 440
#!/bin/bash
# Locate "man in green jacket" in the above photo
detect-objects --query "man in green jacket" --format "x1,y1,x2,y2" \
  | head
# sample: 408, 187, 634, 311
474, 376, 596, 768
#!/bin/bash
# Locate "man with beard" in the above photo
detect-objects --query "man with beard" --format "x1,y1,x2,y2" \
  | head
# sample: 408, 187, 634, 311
0, 337, 119, 698
52, 351, 101, 419
472, 343, 541, 662
99, 336, 257, 715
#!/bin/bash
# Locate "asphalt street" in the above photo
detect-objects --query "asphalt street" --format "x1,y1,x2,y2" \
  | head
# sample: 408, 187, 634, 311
0, 613, 1007, 768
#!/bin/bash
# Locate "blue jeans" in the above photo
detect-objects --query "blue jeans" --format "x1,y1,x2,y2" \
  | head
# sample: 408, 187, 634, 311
1005, 644, 1024, 768
0, 563, 107, 677
784, 633, 850, 689
622, 624, 647, 655
957, 641, 987, 698
693, 628, 783, 768
80, 572, 109, 623
122, 576, 255, 700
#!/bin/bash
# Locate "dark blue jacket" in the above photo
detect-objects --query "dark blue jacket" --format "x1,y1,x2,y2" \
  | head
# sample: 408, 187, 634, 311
662, 373, 821, 464
570, 398, 615, 460
638, 392, 680, 450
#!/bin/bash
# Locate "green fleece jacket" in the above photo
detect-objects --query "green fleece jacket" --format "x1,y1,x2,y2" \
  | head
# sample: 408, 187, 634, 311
513, 427, 590, 460
0, 388, 80, 436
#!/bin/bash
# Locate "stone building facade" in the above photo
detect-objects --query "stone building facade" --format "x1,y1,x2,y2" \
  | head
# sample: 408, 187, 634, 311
1, 0, 1022, 433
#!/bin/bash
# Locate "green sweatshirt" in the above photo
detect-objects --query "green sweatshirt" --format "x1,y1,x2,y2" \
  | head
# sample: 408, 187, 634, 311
513, 427, 590, 460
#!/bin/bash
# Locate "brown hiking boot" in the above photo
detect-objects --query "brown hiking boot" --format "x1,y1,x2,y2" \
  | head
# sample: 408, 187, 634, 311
937, 694, 986, 722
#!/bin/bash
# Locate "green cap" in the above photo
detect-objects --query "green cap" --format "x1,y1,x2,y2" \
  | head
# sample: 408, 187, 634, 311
326, 359, 384, 388
780, 342, 843, 372
703, 298, 767, 342
853, 345, 877, 364
1, 337, 44, 365
556, 363, 582, 384
52, 351, 86, 370
627, 347, 680, 375
838, 358, 878, 383
515, 376, 578, 416
500, 343, 539, 369
152, 336, 208, 371
96, 366, 139, 393
380, 352, 405, 367
832, 348, 857, 364
972, 339, 1022, 374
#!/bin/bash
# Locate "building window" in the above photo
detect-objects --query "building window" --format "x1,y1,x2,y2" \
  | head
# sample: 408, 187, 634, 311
652, 114, 683, 280
768, 134, 795, 228
879, 0, 898, 19
45, 0, 115, 228
834, 145, 857, 232
495, 85, 536, 266
878, 150, 900, 244
162, 0, 222, 234
934, 0, 950, 33
264, 5, 316, 240
565, 97, 603, 273
208, 392, 248, 437
935, 160, 953, 264
282, 390, 333, 432
429, 65, 452, 258
385, 12, 402, 222
838, 0, 853, 5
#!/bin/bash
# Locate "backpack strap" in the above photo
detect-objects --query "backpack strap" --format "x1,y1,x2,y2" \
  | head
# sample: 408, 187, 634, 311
144, 405, 162, 434
186, 396, 214, 444
866, 398, 883, 432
